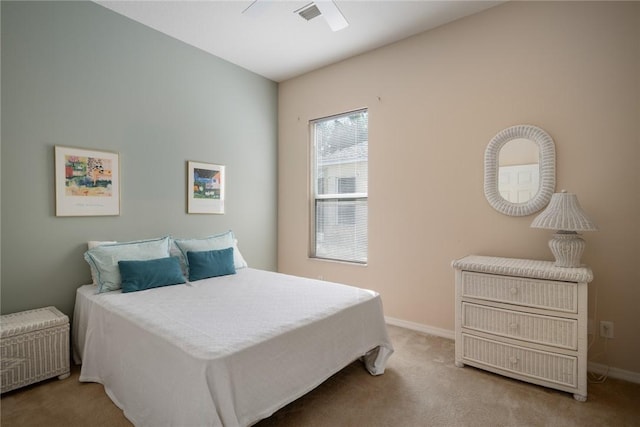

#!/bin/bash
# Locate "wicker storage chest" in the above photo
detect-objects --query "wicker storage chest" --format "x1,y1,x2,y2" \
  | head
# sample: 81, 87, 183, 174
1, 306, 70, 393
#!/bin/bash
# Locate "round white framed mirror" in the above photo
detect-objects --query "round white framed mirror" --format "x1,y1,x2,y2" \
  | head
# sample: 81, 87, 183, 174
484, 124, 556, 216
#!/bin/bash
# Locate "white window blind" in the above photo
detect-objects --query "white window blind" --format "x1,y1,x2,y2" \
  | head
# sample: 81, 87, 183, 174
311, 109, 368, 263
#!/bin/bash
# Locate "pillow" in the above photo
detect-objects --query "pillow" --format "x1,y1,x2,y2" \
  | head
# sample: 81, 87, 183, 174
172, 230, 247, 276
232, 239, 249, 269
88, 240, 117, 249
84, 236, 171, 293
187, 247, 236, 281
118, 257, 186, 293
87, 241, 117, 284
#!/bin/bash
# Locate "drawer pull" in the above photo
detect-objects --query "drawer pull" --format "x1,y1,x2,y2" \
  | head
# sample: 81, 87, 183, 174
509, 323, 518, 330
509, 356, 518, 365
510, 287, 518, 295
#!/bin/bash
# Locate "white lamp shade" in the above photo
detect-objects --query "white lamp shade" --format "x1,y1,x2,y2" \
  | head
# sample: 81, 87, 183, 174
531, 191, 598, 232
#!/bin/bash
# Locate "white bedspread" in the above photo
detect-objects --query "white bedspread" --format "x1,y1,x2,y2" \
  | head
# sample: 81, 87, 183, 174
73, 268, 393, 427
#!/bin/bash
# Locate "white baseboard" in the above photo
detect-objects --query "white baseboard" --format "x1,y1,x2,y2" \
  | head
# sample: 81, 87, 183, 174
385, 316, 455, 340
588, 361, 640, 384
385, 317, 640, 384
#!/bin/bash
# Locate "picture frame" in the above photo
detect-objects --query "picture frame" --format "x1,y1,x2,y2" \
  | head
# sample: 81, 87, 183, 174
54, 145, 120, 217
187, 161, 225, 214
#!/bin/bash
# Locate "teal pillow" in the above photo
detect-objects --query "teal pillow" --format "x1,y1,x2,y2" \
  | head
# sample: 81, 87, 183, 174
187, 247, 236, 281
118, 257, 186, 293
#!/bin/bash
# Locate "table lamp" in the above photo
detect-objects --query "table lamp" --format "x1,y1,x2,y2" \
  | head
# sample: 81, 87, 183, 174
530, 190, 598, 267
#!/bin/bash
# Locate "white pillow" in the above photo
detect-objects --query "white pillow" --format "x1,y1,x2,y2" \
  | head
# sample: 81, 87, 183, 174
84, 236, 171, 293
87, 241, 117, 249
233, 239, 249, 269
87, 241, 117, 284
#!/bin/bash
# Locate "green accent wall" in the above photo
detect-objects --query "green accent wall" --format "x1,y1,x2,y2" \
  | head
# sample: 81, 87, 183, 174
1, 1, 278, 316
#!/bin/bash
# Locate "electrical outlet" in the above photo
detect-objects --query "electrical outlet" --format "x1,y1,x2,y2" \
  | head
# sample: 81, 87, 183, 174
600, 321, 614, 339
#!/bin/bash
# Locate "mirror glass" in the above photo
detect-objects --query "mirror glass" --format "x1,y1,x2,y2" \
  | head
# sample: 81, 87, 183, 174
484, 125, 555, 217
498, 138, 539, 204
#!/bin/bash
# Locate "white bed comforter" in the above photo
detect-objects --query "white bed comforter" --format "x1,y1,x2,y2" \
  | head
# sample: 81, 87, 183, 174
73, 268, 393, 427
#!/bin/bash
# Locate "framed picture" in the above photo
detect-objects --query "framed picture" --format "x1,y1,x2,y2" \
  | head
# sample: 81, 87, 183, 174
187, 161, 225, 214
55, 146, 120, 217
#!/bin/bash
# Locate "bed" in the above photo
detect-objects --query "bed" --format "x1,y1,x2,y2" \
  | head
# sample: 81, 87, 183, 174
72, 266, 393, 426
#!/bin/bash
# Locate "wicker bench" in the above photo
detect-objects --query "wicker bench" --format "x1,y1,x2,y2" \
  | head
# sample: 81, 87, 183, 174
1, 306, 70, 393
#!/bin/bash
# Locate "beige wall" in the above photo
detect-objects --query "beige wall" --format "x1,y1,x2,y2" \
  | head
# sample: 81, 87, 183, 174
278, 1, 640, 375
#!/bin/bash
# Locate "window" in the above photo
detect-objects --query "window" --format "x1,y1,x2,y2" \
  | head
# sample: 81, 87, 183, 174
337, 177, 356, 193
310, 109, 368, 263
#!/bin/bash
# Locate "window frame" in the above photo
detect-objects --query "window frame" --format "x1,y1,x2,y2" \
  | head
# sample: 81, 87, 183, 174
309, 108, 368, 264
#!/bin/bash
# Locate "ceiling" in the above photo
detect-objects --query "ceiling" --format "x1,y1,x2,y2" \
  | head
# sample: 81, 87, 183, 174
96, 1, 503, 82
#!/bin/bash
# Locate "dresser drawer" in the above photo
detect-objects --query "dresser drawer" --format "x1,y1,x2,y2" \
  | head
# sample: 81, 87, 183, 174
462, 334, 577, 388
461, 272, 577, 313
462, 303, 578, 349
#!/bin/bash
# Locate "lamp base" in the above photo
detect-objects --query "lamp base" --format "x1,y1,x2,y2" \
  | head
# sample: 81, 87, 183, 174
548, 231, 585, 268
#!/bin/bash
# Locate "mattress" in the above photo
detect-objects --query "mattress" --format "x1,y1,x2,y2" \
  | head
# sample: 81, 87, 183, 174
72, 268, 393, 426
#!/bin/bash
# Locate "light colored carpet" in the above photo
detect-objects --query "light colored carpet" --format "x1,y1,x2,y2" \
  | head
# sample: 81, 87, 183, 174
1, 325, 639, 426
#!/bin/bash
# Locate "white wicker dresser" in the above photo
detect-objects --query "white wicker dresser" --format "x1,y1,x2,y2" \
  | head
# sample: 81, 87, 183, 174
452, 255, 593, 401
1, 306, 70, 393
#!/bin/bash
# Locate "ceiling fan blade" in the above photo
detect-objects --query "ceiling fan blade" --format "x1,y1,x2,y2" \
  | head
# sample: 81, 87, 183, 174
315, 0, 349, 32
